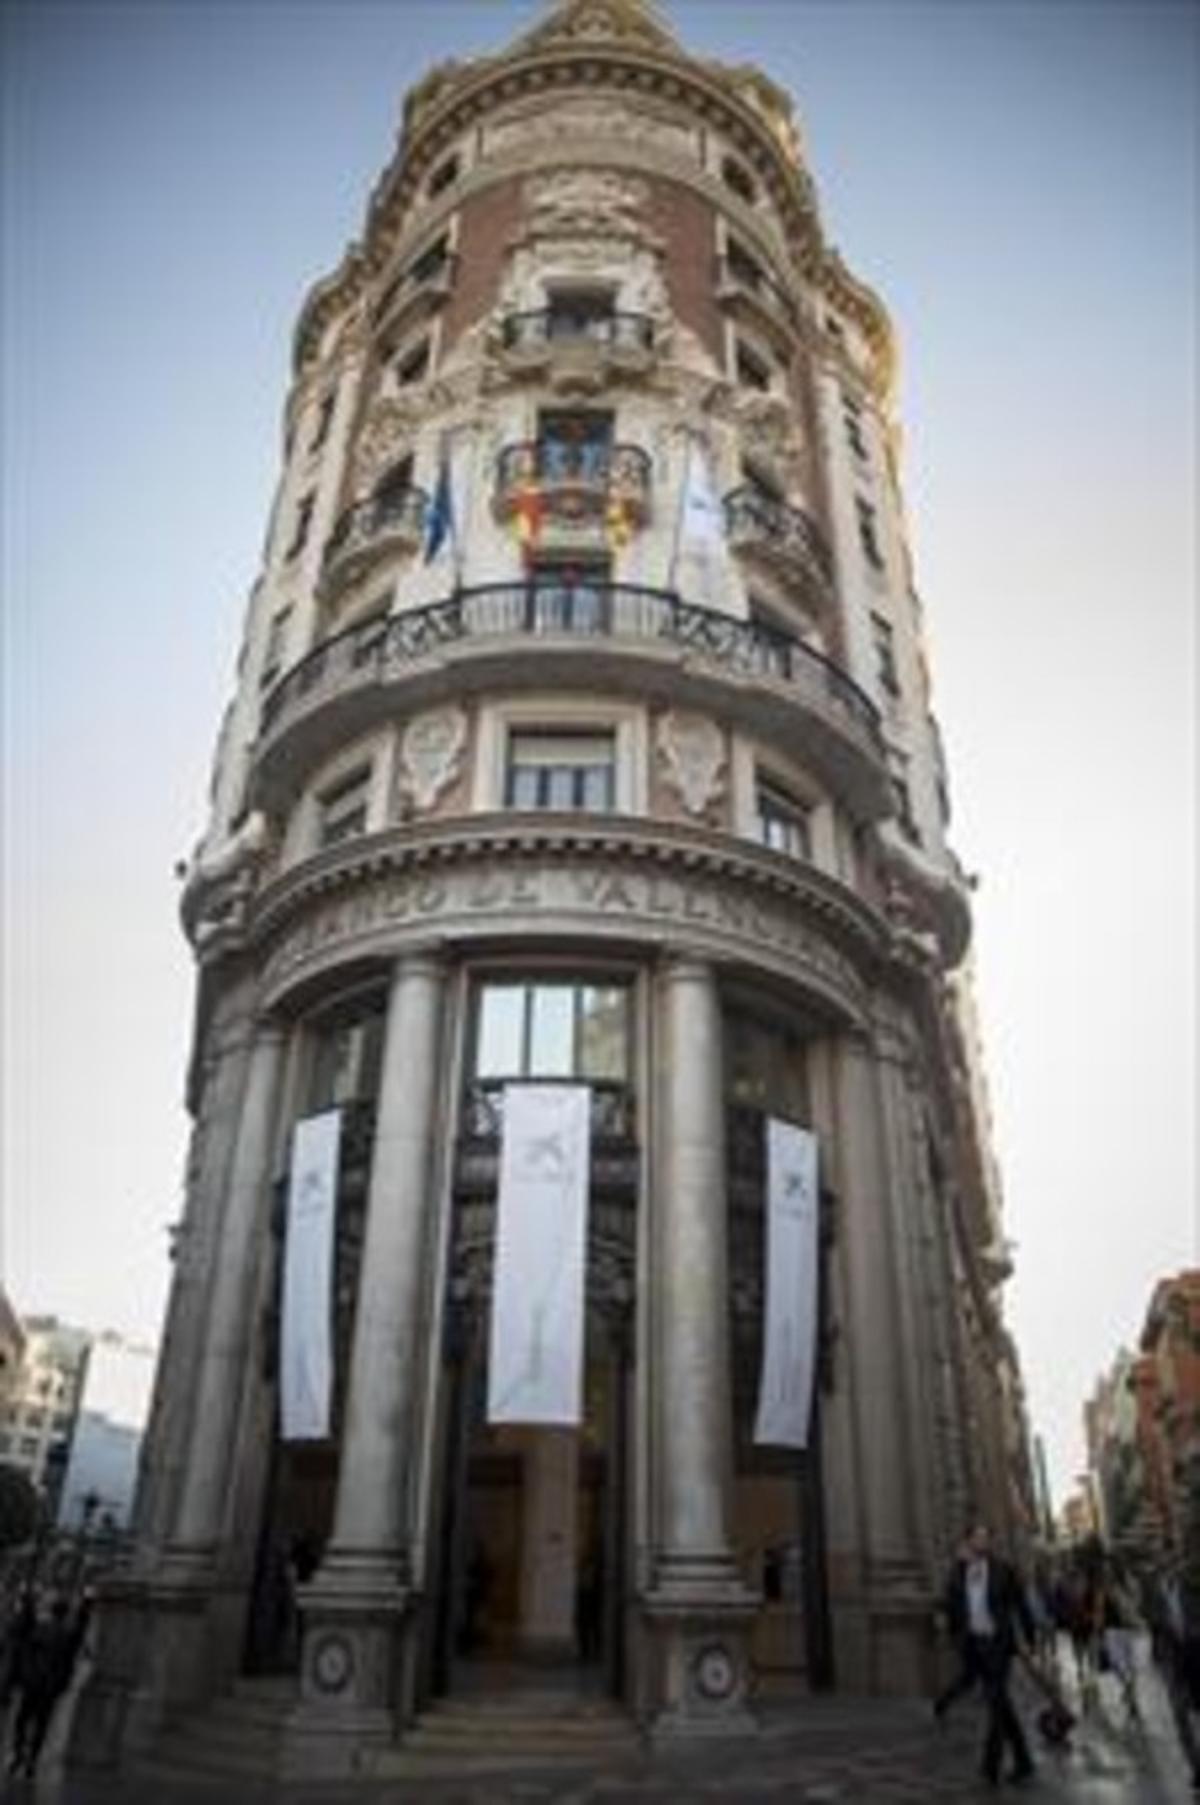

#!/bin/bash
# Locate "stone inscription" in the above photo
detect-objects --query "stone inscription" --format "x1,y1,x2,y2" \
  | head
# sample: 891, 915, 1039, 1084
259, 857, 865, 1004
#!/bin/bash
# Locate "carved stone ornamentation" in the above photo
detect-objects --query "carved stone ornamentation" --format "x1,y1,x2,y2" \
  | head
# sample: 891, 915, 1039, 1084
523, 168, 652, 244
399, 707, 468, 812
656, 711, 725, 816
350, 396, 420, 493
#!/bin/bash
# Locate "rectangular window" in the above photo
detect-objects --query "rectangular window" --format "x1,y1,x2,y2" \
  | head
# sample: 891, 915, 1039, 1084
756, 779, 812, 860
286, 492, 315, 560
396, 339, 431, 386
261, 609, 291, 687
528, 554, 612, 632
410, 234, 450, 286
735, 339, 771, 392
308, 1005, 387, 1110
474, 982, 629, 1080
871, 612, 899, 694
546, 288, 615, 341
856, 496, 884, 569
842, 393, 868, 461
310, 393, 335, 454
891, 776, 921, 845
726, 238, 764, 291
427, 155, 460, 199
317, 764, 371, 849
537, 409, 613, 482
505, 730, 616, 812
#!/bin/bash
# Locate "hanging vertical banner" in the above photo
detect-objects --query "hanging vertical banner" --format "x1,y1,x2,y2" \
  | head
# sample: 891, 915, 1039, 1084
281, 1109, 341, 1442
488, 1084, 591, 1426
754, 1119, 820, 1449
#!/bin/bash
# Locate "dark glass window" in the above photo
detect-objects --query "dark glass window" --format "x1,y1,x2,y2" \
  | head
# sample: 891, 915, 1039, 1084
756, 779, 811, 860
506, 731, 615, 811
317, 764, 371, 849
726, 1010, 809, 1121
735, 340, 771, 392
721, 157, 757, 205
856, 496, 884, 569
308, 997, 387, 1111
871, 612, 899, 693
310, 393, 335, 453
410, 235, 450, 285
726, 239, 764, 291
474, 982, 628, 1080
396, 339, 431, 387
286, 492, 315, 560
537, 410, 613, 482
546, 289, 615, 341
427, 155, 460, 199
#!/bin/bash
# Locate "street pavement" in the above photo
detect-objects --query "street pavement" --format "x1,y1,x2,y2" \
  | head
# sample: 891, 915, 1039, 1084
6, 1637, 1195, 1803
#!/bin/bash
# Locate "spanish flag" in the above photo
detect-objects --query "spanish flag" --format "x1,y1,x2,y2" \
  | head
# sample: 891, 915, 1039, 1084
513, 482, 543, 567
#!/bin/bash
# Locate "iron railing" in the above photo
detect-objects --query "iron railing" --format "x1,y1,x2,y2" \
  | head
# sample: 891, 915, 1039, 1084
723, 485, 833, 587
716, 255, 801, 331
259, 580, 881, 750
501, 310, 655, 354
322, 484, 429, 575
460, 1078, 636, 1145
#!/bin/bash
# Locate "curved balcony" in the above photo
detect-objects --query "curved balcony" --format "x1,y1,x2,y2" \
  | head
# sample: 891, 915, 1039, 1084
724, 484, 833, 608
255, 580, 889, 821
498, 310, 656, 386
493, 441, 652, 537
318, 485, 429, 600
715, 254, 801, 341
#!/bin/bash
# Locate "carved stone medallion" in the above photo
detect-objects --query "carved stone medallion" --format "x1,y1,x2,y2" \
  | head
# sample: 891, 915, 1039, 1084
657, 711, 725, 816
399, 707, 468, 812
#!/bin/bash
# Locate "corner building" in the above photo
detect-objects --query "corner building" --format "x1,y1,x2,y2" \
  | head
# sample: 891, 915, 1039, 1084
75, 0, 1027, 1775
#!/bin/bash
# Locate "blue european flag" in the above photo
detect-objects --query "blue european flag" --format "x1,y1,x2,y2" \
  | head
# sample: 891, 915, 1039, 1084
424, 448, 454, 563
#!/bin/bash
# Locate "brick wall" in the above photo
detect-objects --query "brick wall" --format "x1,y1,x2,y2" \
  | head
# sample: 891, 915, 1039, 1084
441, 178, 525, 352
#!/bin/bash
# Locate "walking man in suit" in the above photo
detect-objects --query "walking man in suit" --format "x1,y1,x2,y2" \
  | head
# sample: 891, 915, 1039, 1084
944, 1523, 1036, 1788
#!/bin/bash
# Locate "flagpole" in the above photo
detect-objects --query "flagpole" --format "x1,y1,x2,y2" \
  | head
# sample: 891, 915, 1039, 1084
666, 431, 694, 595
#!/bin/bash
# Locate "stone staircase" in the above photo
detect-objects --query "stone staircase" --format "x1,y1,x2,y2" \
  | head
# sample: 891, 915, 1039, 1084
133, 1673, 643, 1787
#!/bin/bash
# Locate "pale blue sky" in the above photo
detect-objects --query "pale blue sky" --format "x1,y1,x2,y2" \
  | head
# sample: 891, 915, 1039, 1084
2, 0, 1195, 1508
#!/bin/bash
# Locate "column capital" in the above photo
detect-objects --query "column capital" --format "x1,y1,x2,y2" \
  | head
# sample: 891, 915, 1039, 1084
660, 953, 716, 990
391, 949, 448, 985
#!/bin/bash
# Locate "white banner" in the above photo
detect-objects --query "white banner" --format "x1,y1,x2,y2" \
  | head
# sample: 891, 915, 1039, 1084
281, 1110, 341, 1442
488, 1085, 590, 1426
754, 1119, 820, 1450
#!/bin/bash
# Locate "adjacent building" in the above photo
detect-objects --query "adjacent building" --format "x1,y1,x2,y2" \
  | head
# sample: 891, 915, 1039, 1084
74, 0, 1030, 1777
58, 1331, 157, 1532
0, 1316, 91, 1516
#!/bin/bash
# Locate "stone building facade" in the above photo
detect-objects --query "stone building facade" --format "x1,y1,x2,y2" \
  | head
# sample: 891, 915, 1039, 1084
73, 0, 1028, 1776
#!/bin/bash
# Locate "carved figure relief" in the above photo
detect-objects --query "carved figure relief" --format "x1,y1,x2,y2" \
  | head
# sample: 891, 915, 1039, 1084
399, 707, 468, 812
657, 711, 725, 816
523, 169, 652, 244
485, 99, 695, 161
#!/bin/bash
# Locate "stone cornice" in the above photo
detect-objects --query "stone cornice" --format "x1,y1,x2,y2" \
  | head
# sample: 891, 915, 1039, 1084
291, 32, 895, 397
242, 813, 903, 1017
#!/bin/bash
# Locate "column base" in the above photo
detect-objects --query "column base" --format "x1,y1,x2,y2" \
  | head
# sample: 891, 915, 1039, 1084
282, 1551, 412, 1780
643, 1558, 760, 1739
66, 1574, 153, 1773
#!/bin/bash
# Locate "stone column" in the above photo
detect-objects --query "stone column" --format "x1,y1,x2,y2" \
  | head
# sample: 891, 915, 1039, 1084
646, 957, 754, 1735
288, 953, 445, 1774
833, 1029, 929, 1691
148, 1021, 287, 1706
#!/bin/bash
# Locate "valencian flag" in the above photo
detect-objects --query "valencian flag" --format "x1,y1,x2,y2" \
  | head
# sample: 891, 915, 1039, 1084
424, 441, 455, 564
606, 490, 634, 552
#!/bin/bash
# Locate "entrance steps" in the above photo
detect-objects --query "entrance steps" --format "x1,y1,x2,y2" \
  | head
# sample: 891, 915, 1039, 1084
383, 1688, 643, 1775
132, 1674, 643, 1786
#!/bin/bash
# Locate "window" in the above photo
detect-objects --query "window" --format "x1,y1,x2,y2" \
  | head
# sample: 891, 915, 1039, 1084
756, 778, 811, 860
317, 764, 371, 849
308, 1000, 387, 1111
721, 157, 757, 206
19, 1437, 38, 1457
856, 496, 884, 569
891, 775, 921, 845
261, 609, 291, 687
505, 730, 615, 811
842, 392, 868, 461
537, 410, 613, 483
824, 314, 845, 342
871, 612, 899, 694
372, 454, 415, 523
474, 982, 629, 1080
546, 289, 615, 341
527, 555, 612, 631
396, 339, 431, 387
410, 234, 450, 286
427, 154, 460, 199
726, 238, 764, 291
734, 339, 771, 392
286, 492, 315, 560
23, 1408, 46, 1429
310, 393, 335, 454
726, 1010, 809, 1121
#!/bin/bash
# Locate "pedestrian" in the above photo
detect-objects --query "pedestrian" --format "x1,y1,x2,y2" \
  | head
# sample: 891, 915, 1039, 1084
943, 1523, 1036, 1789
1096, 1560, 1142, 1723
6, 1590, 90, 1780
933, 1536, 981, 1722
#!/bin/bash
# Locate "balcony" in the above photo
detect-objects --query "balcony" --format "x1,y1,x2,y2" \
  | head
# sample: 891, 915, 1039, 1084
716, 254, 801, 340
724, 484, 834, 608
318, 485, 429, 600
255, 580, 889, 821
493, 440, 652, 541
372, 250, 456, 341
498, 309, 656, 386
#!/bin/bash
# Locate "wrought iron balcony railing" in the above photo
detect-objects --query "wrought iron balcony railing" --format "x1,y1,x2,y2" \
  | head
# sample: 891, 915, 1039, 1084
320, 485, 429, 595
715, 256, 801, 333
258, 580, 882, 756
372, 251, 457, 333
493, 440, 652, 532
500, 310, 655, 355
724, 485, 834, 590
